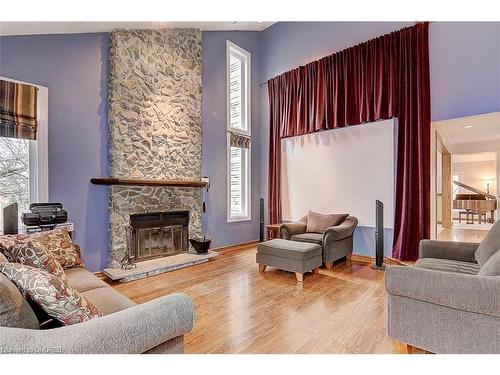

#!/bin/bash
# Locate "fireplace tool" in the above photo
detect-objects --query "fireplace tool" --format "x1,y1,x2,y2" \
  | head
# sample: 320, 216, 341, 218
121, 225, 137, 270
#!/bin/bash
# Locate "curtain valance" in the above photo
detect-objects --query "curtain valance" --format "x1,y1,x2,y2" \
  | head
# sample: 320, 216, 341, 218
229, 131, 251, 149
0, 79, 38, 140
268, 22, 430, 261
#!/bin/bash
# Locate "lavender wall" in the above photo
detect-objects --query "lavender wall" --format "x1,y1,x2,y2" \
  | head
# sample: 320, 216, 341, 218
429, 22, 500, 121
259, 22, 500, 256
0, 33, 109, 271
201, 31, 262, 248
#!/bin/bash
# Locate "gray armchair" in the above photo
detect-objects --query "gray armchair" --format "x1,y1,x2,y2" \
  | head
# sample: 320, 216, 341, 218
385, 230, 500, 354
280, 215, 358, 269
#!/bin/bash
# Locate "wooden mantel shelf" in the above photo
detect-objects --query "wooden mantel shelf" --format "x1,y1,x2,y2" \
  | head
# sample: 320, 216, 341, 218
90, 177, 208, 188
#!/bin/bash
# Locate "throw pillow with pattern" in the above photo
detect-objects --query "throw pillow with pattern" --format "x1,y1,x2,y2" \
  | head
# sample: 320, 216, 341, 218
5, 240, 68, 282
0, 235, 17, 259
17, 228, 84, 269
0, 263, 101, 325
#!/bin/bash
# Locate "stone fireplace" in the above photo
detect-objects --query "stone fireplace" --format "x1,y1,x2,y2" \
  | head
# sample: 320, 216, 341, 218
106, 29, 203, 268
130, 211, 189, 262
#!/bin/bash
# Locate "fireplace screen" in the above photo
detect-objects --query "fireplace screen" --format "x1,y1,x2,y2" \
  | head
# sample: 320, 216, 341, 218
130, 211, 189, 262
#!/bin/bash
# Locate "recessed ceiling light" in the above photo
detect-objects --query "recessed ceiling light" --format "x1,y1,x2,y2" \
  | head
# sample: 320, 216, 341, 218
464, 125, 473, 129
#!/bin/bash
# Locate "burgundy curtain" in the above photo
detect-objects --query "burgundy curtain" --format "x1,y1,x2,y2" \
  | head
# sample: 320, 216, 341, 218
268, 22, 430, 261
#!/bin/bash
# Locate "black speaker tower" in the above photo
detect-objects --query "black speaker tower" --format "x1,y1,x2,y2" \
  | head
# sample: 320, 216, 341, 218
259, 198, 265, 242
371, 199, 386, 270
3, 202, 19, 235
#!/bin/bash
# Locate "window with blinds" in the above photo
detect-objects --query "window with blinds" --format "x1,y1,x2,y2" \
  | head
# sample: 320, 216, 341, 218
226, 41, 251, 222
0, 77, 48, 233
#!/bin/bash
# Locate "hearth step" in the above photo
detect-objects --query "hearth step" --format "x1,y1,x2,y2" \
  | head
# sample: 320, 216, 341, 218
103, 251, 218, 282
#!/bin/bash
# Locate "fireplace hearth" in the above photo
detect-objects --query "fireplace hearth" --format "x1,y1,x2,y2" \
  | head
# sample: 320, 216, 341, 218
129, 211, 189, 263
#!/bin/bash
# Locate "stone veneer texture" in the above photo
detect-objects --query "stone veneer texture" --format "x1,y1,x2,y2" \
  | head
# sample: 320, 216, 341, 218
107, 29, 203, 268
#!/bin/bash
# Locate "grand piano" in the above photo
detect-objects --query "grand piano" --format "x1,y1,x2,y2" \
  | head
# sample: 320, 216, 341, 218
453, 180, 497, 224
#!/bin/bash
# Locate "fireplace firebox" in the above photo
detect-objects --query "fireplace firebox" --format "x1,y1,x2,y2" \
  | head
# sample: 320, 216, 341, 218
129, 211, 189, 262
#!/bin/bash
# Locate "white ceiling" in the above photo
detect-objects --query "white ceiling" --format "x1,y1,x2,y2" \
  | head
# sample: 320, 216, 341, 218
437, 112, 500, 147
0, 21, 276, 36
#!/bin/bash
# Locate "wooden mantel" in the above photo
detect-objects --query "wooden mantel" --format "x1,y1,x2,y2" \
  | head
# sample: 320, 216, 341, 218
90, 177, 208, 188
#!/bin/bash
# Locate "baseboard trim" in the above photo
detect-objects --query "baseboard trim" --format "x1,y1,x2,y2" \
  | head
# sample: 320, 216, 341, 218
349, 254, 373, 264
212, 240, 260, 254
350, 253, 412, 266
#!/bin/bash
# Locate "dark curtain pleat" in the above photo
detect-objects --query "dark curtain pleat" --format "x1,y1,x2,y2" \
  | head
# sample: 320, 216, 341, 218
267, 22, 430, 260
392, 23, 431, 260
268, 80, 282, 225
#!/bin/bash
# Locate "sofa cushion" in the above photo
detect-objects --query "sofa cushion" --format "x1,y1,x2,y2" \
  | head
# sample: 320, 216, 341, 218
6, 240, 67, 282
478, 250, 500, 276
257, 239, 322, 261
65, 267, 109, 293
291, 233, 323, 246
306, 210, 348, 233
82, 287, 136, 316
0, 263, 101, 325
475, 220, 500, 267
0, 272, 39, 329
415, 258, 480, 275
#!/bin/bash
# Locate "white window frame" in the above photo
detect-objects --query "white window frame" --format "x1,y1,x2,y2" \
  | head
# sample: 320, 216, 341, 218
0, 76, 49, 212
226, 41, 251, 222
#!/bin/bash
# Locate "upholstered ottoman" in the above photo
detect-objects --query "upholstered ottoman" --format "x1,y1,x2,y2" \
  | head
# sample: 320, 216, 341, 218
256, 239, 322, 282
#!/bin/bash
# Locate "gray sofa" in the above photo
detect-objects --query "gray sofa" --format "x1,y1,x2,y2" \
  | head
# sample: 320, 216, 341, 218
280, 215, 358, 269
385, 223, 500, 354
0, 245, 195, 354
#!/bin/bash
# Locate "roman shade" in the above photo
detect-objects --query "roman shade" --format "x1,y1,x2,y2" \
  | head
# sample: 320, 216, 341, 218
0, 79, 38, 140
229, 131, 251, 149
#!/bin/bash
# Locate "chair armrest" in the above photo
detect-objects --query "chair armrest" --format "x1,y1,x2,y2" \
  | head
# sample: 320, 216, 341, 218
419, 240, 479, 263
280, 222, 307, 239
323, 216, 358, 242
385, 266, 500, 318
0, 292, 195, 354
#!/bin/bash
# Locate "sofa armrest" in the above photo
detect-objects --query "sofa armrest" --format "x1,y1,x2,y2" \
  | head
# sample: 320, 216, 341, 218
323, 216, 358, 242
385, 266, 500, 318
0, 292, 195, 354
280, 222, 307, 239
419, 240, 479, 263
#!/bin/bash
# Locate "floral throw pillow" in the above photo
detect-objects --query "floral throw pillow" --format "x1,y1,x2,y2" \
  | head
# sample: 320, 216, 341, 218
0, 235, 17, 258
17, 228, 84, 269
0, 263, 101, 325
5, 240, 68, 282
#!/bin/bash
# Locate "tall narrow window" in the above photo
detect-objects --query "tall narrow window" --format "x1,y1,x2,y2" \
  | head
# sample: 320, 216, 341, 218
0, 77, 48, 233
227, 41, 251, 222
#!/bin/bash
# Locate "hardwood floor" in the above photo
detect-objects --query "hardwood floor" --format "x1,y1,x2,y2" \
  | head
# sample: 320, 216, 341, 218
110, 245, 406, 354
437, 228, 488, 242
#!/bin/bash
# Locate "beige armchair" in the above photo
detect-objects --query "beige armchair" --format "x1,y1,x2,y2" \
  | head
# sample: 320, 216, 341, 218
280, 215, 358, 269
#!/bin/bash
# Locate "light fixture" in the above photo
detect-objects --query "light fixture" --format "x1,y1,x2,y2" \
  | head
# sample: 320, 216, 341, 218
463, 125, 473, 129
484, 179, 494, 194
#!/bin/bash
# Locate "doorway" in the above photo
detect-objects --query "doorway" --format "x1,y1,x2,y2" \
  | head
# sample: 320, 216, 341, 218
431, 112, 499, 242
